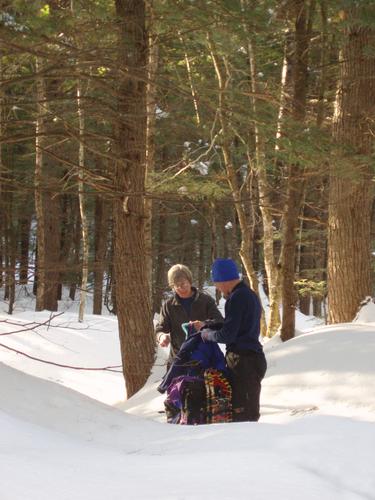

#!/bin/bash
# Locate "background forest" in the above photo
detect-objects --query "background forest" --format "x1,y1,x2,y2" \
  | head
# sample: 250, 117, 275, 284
0, 0, 374, 396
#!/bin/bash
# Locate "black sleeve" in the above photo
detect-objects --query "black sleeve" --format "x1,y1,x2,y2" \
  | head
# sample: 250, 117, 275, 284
155, 300, 171, 340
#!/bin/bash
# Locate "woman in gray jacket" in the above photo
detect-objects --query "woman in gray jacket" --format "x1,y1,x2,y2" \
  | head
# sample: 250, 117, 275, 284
155, 264, 223, 367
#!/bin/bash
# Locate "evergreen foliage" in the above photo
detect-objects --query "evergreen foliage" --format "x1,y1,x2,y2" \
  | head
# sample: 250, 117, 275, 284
0, 0, 374, 339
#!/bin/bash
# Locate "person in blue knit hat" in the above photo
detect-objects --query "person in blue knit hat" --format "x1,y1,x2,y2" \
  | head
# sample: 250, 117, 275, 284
191, 258, 267, 422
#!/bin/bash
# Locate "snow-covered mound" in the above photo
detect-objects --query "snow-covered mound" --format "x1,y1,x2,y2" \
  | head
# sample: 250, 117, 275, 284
2, 295, 375, 500
263, 323, 375, 420
0, 310, 125, 405
0, 361, 160, 451
1, 354, 375, 500
353, 297, 375, 323
123, 322, 375, 423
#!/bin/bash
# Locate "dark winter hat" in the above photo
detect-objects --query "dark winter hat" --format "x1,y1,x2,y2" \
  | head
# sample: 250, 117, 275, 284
211, 258, 240, 282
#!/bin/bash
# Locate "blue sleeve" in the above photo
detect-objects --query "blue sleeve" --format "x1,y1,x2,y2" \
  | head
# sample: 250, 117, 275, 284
209, 292, 243, 343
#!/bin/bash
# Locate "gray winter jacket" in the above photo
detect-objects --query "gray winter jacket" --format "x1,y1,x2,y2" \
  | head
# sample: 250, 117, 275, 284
155, 288, 223, 362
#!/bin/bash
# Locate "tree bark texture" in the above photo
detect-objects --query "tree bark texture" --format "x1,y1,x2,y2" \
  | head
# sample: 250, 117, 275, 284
34, 57, 47, 312
328, 17, 375, 323
152, 203, 167, 314
279, 0, 311, 341
19, 212, 31, 285
245, 24, 281, 337
114, 0, 155, 398
144, 2, 158, 302
77, 81, 89, 322
93, 195, 108, 315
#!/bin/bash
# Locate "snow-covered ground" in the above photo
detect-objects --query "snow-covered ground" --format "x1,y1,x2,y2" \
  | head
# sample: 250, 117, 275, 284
1, 288, 375, 499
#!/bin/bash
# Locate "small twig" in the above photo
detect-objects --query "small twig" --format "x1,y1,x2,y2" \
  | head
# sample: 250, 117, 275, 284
0, 311, 65, 336
0, 342, 122, 372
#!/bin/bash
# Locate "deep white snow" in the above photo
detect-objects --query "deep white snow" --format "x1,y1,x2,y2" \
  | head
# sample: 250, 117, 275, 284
1, 289, 375, 499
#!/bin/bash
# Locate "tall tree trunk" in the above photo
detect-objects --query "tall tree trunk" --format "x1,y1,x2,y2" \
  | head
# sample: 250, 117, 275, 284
34, 57, 47, 311
93, 195, 108, 315
2, 158, 15, 312
243, 12, 281, 336
297, 198, 313, 316
316, 0, 327, 128
152, 202, 167, 313
34, 52, 63, 312
5, 208, 16, 315
177, 208, 189, 263
208, 200, 221, 304
197, 216, 206, 289
43, 193, 61, 311
221, 216, 229, 259
328, 13, 375, 323
309, 1, 328, 318
106, 220, 117, 315
77, 80, 89, 322
278, 0, 313, 341
69, 206, 81, 301
0, 54, 4, 291
19, 211, 31, 285
114, 0, 155, 398
144, 0, 158, 302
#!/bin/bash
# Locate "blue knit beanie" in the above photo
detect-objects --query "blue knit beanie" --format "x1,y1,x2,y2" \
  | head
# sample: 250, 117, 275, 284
211, 258, 240, 282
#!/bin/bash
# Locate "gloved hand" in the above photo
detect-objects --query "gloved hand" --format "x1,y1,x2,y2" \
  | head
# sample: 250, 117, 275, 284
190, 320, 205, 331
200, 328, 212, 342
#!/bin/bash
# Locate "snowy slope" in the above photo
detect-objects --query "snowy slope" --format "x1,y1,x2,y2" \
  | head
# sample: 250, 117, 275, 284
1, 294, 375, 499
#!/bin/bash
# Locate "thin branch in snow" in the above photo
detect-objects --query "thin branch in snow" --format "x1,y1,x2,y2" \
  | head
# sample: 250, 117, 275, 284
0, 341, 122, 372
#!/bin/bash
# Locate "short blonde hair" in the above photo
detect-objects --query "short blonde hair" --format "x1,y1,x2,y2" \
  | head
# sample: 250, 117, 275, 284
168, 264, 193, 286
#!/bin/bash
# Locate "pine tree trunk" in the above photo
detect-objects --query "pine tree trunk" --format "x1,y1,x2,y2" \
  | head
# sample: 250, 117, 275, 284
152, 203, 167, 313
177, 209, 189, 263
197, 217, 206, 289
77, 81, 89, 322
43, 192, 61, 311
0, 55, 4, 291
67, 208, 81, 302
316, 0, 328, 128
105, 224, 117, 315
298, 203, 317, 316
19, 212, 31, 285
244, 23, 280, 337
93, 196, 108, 315
278, 0, 312, 341
34, 57, 47, 311
6, 229, 16, 315
144, 1, 158, 302
114, 0, 155, 398
328, 16, 375, 323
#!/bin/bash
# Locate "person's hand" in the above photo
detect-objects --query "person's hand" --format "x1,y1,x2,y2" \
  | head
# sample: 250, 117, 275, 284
190, 320, 204, 331
200, 329, 211, 342
158, 333, 170, 347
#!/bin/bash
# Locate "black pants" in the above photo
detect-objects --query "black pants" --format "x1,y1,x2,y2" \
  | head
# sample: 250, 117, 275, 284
226, 350, 267, 422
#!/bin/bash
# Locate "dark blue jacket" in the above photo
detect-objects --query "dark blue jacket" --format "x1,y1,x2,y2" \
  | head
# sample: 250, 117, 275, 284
157, 331, 226, 394
202, 281, 263, 353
